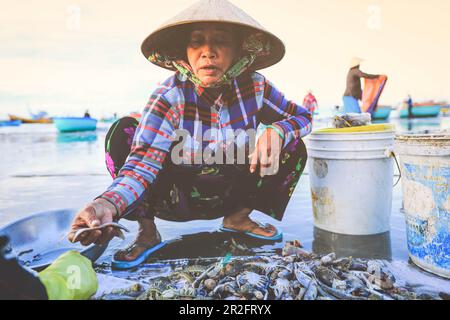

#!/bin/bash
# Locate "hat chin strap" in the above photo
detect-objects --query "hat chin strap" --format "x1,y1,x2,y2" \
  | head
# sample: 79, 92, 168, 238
171, 54, 257, 88
148, 32, 271, 88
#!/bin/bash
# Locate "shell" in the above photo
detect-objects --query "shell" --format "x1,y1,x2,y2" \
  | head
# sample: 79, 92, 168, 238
303, 281, 318, 300
320, 253, 336, 265
332, 257, 353, 271
315, 266, 340, 287
186, 265, 208, 276
236, 271, 269, 291
204, 279, 217, 291
296, 287, 306, 300
244, 260, 285, 276
282, 245, 311, 258
332, 279, 347, 291
271, 277, 291, 299
277, 269, 291, 279
294, 268, 312, 288
179, 286, 196, 298
254, 290, 264, 300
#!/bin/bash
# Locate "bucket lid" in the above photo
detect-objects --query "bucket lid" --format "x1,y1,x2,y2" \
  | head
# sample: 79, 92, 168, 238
313, 124, 395, 134
395, 132, 449, 156
395, 132, 450, 141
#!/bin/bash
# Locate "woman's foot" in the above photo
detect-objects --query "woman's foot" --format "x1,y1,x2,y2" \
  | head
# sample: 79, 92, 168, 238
113, 218, 161, 262
222, 207, 278, 238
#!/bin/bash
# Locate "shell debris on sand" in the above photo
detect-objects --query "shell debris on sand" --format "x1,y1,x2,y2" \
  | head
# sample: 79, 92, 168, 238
95, 240, 448, 300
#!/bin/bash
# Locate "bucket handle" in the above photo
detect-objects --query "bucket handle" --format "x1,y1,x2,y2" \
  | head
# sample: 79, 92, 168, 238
385, 147, 402, 187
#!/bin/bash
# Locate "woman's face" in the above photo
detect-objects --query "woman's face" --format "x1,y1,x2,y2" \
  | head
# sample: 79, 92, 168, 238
186, 23, 239, 86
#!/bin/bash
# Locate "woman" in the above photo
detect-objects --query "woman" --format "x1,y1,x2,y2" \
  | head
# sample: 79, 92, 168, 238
68, 0, 312, 269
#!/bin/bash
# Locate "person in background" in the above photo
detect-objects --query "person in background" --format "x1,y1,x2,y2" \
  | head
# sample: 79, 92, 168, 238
84, 110, 91, 118
334, 105, 341, 116
407, 94, 413, 119
343, 57, 380, 113
303, 90, 318, 119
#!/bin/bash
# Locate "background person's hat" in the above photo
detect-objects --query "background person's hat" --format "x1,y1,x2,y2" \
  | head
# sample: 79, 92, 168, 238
141, 0, 285, 71
350, 57, 364, 69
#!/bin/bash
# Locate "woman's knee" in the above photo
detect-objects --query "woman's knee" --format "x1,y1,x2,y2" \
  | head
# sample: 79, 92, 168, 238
104, 116, 139, 178
105, 117, 139, 149
282, 138, 307, 161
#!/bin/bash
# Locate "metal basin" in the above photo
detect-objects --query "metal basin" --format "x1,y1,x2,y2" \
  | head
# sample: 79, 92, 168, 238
0, 209, 106, 270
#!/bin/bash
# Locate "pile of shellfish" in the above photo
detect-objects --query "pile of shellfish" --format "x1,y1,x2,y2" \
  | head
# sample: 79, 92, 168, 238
98, 240, 447, 300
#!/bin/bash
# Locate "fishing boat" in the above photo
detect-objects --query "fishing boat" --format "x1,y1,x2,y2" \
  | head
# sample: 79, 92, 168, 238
9, 114, 53, 124
0, 120, 22, 127
400, 104, 442, 118
372, 106, 392, 120
53, 117, 98, 132
99, 116, 118, 123
436, 101, 449, 116
442, 105, 450, 116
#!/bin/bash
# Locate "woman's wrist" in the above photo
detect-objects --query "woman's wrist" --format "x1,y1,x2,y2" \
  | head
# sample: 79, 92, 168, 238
267, 125, 285, 143
94, 197, 120, 219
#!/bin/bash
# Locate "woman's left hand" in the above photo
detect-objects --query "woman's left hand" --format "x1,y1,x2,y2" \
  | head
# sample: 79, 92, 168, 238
249, 127, 284, 177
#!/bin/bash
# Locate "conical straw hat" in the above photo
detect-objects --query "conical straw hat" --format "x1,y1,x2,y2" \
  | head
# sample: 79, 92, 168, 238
349, 57, 364, 69
141, 0, 285, 71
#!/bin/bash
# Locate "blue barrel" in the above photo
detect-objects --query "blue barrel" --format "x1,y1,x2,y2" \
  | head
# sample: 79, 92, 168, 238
395, 134, 450, 278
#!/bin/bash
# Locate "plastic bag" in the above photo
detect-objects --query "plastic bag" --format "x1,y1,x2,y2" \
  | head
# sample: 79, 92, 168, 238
332, 113, 372, 128
38, 251, 98, 300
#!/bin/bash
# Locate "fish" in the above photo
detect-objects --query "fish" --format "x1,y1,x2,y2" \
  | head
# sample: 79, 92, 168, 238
69, 222, 130, 243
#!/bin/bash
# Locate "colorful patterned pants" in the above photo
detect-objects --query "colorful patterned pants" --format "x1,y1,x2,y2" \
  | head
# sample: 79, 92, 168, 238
105, 117, 307, 222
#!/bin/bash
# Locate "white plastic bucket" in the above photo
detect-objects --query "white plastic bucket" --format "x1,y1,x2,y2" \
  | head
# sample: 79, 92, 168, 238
395, 134, 450, 279
306, 125, 395, 235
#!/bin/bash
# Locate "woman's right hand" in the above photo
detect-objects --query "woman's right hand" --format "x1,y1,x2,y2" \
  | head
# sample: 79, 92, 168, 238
68, 198, 119, 246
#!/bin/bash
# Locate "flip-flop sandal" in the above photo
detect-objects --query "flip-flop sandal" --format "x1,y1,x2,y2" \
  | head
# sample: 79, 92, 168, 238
219, 221, 283, 241
111, 241, 168, 270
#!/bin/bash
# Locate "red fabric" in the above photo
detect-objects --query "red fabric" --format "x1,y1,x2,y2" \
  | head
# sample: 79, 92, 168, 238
362, 75, 388, 114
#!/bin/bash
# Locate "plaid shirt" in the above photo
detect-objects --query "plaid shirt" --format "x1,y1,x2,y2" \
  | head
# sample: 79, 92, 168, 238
101, 71, 312, 215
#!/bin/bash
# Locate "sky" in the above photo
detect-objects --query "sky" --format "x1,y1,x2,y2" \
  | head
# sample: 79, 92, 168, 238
0, 0, 449, 118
